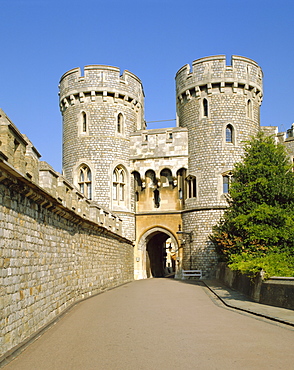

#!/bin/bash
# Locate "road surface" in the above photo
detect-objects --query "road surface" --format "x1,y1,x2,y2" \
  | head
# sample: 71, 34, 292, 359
4, 278, 294, 369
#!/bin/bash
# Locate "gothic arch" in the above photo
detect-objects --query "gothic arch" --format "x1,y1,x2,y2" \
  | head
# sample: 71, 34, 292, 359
137, 227, 180, 279
73, 161, 95, 200
160, 168, 173, 187
224, 123, 236, 145
116, 112, 125, 135
145, 169, 157, 186
110, 162, 130, 210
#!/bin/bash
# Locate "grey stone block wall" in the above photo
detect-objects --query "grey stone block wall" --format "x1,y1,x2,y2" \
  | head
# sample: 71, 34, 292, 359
181, 209, 224, 277
0, 165, 133, 359
60, 66, 145, 240
176, 55, 263, 276
130, 127, 188, 179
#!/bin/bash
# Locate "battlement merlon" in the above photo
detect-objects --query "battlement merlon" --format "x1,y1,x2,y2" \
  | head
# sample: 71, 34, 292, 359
175, 55, 263, 98
59, 65, 145, 103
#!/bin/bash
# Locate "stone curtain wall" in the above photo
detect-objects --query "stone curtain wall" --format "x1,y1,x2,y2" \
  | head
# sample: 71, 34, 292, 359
0, 165, 133, 360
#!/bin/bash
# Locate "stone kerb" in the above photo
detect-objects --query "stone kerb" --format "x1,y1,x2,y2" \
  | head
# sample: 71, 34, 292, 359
216, 263, 294, 310
175, 55, 263, 102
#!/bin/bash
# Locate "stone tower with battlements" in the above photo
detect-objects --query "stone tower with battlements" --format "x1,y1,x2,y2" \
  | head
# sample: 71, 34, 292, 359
59, 55, 267, 279
175, 55, 263, 274
59, 65, 145, 240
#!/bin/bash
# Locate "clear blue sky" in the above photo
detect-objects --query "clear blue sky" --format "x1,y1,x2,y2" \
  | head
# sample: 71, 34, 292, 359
1, 0, 294, 171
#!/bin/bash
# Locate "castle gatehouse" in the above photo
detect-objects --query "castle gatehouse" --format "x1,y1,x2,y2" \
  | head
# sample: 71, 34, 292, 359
59, 55, 284, 279
1, 55, 294, 360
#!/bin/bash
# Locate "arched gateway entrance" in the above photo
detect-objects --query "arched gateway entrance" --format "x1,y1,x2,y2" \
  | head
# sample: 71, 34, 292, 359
136, 227, 180, 279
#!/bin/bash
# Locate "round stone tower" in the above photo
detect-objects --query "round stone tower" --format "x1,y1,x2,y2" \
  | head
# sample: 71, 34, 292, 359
175, 55, 263, 276
59, 65, 145, 240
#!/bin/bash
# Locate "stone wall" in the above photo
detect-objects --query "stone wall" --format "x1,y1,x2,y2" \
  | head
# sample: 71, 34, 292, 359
0, 112, 134, 360
60, 66, 145, 241
175, 55, 263, 277
182, 208, 224, 277
216, 263, 294, 310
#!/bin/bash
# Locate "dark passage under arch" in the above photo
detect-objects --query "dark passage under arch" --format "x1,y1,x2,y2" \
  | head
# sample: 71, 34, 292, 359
146, 232, 173, 278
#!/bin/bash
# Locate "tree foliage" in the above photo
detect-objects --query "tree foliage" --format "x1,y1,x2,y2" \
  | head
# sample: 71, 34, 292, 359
210, 132, 294, 262
228, 252, 294, 279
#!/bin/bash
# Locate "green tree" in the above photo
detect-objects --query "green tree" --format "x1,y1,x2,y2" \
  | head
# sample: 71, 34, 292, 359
211, 131, 294, 261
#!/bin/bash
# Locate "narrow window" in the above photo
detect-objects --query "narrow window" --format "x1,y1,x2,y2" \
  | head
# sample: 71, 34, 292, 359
153, 189, 160, 208
192, 178, 197, 197
188, 180, 192, 198
113, 171, 118, 200
186, 175, 196, 198
117, 113, 123, 134
113, 183, 117, 200
87, 170, 92, 199
203, 98, 208, 117
226, 125, 233, 143
119, 172, 124, 201
119, 184, 124, 201
177, 168, 186, 201
82, 112, 87, 132
80, 169, 84, 182
247, 100, 252, 119
223, 176, 229, 193
78, 165, 92, 199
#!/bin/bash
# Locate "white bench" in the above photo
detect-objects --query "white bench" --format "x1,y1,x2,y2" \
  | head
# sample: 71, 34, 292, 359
182, 270, 202, 279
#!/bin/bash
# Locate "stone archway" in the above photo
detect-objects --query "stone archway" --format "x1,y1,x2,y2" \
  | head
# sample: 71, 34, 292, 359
136, 227, 179, 279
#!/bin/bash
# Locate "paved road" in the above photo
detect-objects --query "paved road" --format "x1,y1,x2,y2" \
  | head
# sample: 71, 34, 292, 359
4, 279, 294, 369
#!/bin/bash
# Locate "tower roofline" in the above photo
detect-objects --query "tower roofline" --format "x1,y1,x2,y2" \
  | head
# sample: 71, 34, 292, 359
59, 65, 143, 87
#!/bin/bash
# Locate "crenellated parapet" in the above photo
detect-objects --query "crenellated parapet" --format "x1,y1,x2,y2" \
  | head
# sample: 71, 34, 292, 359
176, 55, 263, 105
59, 65, 144, 114
38, 164, 122, 234
0, 109, 41, 183
0, 109, 123, 235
